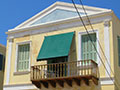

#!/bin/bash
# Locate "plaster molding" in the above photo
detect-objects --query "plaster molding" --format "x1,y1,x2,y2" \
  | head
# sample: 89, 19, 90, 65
7, 15, 112, 40
8, 38, 14, 43
100, 77, 114, 85
13, 71, 30, 75
104, 20, 110, 27
3, 83, 38, 90
6, 39, 13, 85
104, 20, 111, 77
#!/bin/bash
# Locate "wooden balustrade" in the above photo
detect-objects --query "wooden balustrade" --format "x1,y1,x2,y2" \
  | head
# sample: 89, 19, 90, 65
31, 60, 98, 81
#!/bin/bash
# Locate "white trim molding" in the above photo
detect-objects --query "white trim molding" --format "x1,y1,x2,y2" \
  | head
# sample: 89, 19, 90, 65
13, 1, 112, 29
78, 30, 100, 65
6, 38, 13, 85
3, 83, 38, 90
104, 20, 111, 77
7, 15, 112, 40
100, 77, 114, 85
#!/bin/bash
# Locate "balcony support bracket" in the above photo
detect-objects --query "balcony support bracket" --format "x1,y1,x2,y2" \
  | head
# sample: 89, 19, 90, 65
73, 78, 80, 86
41, 81, 48, 88
57, 80, 64, 87
65, 79, 72, 87
92, 77, 98, 85
48, 80, 56, 88
32, 81, 41, 88
82, 78, 89, 86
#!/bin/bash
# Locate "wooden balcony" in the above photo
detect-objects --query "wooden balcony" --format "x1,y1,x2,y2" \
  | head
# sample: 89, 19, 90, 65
31, 60, 99, 88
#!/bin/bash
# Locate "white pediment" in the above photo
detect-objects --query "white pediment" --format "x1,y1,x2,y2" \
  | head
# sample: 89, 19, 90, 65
30, 9, 85, 26
15, 1, 111, 29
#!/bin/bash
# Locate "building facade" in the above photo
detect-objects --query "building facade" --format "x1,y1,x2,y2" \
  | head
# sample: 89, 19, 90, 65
3, 2, 120, 90
0, 44, 6, 90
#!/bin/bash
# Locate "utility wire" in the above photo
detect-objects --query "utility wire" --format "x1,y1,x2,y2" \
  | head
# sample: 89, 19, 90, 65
77, 0, 120, 89
78, 0, 115, 76
71, 0, 120, 89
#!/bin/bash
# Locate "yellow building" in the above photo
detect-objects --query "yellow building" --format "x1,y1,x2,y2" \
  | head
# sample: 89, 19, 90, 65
3, 1, 120, 90
0, 44, 6, 90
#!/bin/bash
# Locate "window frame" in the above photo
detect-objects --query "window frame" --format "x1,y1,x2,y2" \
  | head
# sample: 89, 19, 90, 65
81, 33, 97, 61
15, 41, 31, 72
78, 30, 100, 65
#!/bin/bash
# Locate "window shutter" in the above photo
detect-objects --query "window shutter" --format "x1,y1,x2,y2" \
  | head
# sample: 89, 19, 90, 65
81, 33, 97, 61
17, 44, 30, 71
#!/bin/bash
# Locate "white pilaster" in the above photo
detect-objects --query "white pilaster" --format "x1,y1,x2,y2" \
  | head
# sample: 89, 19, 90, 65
104, 20, 111, 77
6, 38, 13, 84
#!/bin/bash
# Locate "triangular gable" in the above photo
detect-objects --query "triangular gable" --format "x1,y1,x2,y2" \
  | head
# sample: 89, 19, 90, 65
15, 1, 111, 29
30, 9, 85, 26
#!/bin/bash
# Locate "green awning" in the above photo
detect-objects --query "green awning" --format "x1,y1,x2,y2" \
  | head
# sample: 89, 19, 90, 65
37, 32, 74, 61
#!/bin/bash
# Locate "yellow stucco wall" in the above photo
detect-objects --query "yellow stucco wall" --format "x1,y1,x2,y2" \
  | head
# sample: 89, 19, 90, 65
4, 14, 117, 90
0, 44, 6, 90
101, 85, 115, 90
111, 13, 120, 90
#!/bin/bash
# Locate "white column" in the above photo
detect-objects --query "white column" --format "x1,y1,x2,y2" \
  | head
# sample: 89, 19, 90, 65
6, 38, 13, 84
104, 20, 111, 77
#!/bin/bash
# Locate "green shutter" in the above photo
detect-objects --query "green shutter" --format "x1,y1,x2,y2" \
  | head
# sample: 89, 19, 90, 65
117, 36, 120, 66
17, 44, 30, 71
81, 33, 97, 61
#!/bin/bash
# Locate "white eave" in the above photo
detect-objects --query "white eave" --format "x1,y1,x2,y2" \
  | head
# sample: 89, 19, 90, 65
6, 1, 113, 35
6, 11, 112, 35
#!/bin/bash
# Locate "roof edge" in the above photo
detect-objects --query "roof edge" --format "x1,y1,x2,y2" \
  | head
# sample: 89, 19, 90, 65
14, 1, 112, 29
6, 10, 112, 35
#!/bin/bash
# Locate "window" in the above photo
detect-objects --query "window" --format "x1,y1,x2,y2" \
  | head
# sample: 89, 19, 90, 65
117, 36, 120, 66
81, 33, 97, 61
0, 54, 4, 71
17, 44, 30, 71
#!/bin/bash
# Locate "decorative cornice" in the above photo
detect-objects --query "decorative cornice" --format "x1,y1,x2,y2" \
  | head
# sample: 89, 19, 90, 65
7, 11, 112, 35
8, 38, 14, 43
7, 14, 112, 40
4, 83, 33, 87
104, 20, 110, 27
14, 1, 112, 29
100, 77, 114, 85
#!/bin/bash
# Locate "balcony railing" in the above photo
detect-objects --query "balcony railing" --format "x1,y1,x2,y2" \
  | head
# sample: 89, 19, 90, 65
31, 60, 98, 81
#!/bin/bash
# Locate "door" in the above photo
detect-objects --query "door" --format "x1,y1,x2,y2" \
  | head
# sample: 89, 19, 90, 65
47, 57, 68, 78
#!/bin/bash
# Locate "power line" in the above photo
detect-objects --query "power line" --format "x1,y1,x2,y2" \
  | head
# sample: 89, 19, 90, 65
78, 0, 115, 76
77, 0, 120, 89
71, 0, 120, 89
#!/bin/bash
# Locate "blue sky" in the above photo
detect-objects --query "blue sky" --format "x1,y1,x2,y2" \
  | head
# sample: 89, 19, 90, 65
0, 0, 120, 46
